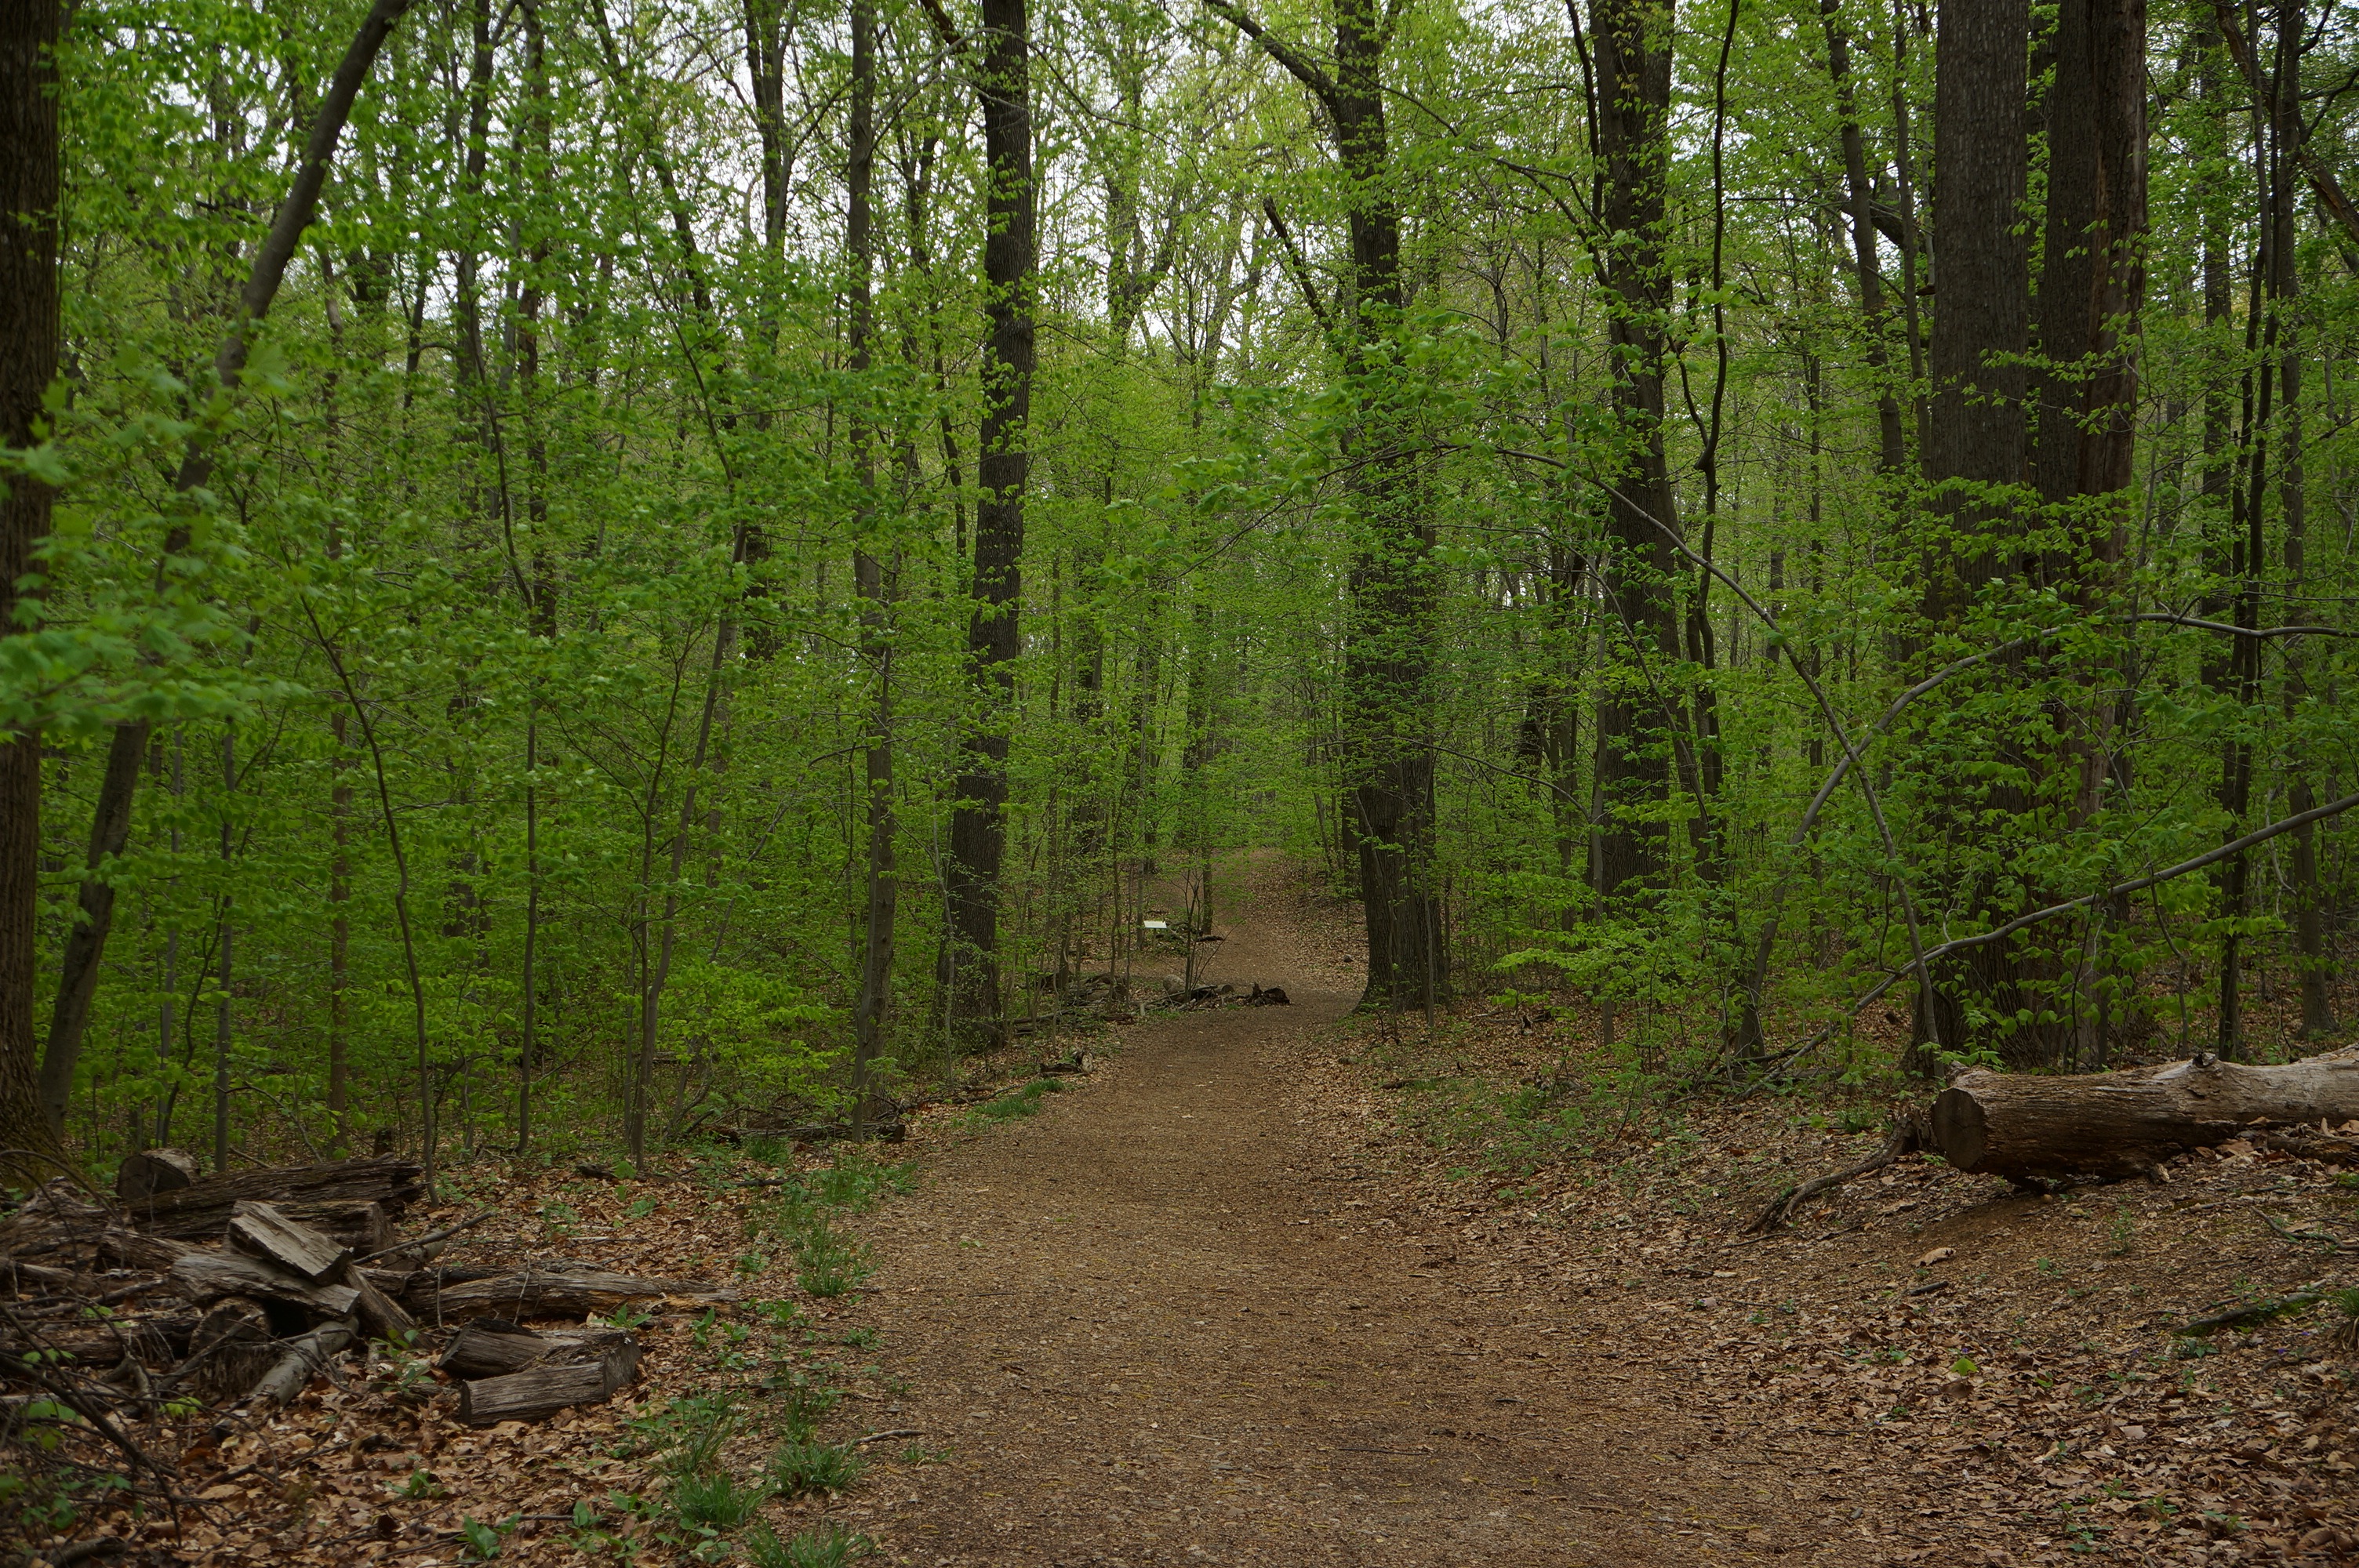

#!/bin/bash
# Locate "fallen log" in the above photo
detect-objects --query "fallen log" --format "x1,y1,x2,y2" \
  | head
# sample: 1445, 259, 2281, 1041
456, 1330, 640, 1425
438, 1319, 547, 1377
125, 1156, 423, 1240
1933, 1047, 2359, 1182
176, 1298, 277, 1402
348, 1269, 415, 1341
248, 1321, 354, 1408
416, 1267, 733, 1323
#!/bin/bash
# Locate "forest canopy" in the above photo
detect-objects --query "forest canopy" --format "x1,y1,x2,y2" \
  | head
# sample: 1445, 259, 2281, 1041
2, 0, 2353, 1178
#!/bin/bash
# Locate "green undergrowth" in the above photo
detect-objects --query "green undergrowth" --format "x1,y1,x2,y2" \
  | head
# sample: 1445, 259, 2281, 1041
1348, 1006, 1885, 1187
742, 1150, 918, 1298
964, 1076, 1067, 1125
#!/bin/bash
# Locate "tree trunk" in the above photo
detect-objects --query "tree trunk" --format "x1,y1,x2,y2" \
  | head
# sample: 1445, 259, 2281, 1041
0, 0, 64, 1169
1912, 0, 2033, 1061
1934, 1047, 2359, 1181
846, 0, 896, 1131
1818, 0, 1906, 476
1587, 0, 1681, 906
213, 724, 235, 1174
941, 0, 1034, 1050
1920, 0, 2030, 621
2261, 1, 2335, 1038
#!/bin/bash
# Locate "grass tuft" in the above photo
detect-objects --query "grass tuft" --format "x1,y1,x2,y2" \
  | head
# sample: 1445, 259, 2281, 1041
745, 1523, 874, 1568
768, 1436, 867, 1497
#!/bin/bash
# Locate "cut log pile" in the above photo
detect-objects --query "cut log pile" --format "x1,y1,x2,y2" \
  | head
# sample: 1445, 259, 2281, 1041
1, 1151, 731, 1428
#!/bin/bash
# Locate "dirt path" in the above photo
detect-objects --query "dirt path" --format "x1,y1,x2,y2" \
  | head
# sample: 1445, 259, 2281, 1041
819, 871, 1868, 1566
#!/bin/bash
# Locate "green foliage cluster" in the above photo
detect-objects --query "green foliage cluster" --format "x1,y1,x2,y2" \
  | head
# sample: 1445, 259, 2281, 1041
11, 0, 2359, 1191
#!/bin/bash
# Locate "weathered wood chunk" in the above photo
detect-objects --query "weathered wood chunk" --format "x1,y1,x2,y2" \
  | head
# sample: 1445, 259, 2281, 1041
116, 1148, 200, 1203
177, 1297, 277, 1402
227, 1201, 351, 1283
419, 1267, 731, 1323
456, 1331, 641, 1425
170, 1248, 362, 1318
438, 1319, 547, 1378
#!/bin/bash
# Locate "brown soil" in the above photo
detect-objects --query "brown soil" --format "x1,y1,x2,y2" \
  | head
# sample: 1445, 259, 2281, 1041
801, 862, 1883, 1566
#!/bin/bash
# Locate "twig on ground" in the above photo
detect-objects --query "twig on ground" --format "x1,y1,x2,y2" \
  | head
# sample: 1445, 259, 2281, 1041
353, 1207, 496, 1265
1746, 1115, 1928, 1235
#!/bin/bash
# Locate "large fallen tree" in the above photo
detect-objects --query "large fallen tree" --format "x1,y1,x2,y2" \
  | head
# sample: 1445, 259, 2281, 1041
1933, 1047, 2359, 1181
1752, 1045, 2359, 1230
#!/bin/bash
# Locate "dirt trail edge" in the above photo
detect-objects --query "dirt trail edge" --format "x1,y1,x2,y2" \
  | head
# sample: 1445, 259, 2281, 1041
820, 873, 1867, 1567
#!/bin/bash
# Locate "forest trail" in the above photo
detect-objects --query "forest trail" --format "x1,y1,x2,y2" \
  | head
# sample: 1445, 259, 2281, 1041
827, 863, 1866, 1566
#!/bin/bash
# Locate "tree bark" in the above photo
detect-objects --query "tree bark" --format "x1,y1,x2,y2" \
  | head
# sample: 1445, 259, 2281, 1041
1934, 1046, 2359, 1181
847, 0, 897, 1131
1920, 0, 2030, 623
1912, 0, 2032, 1061
0, 0, 64, 1170
1819, 0, 1906, 476
940, 0, 1034, 1048
1587, 0, 1681, 906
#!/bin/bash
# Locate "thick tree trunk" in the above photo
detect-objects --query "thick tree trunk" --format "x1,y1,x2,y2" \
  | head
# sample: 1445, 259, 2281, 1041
1934, 1047, 2359, 1181
1333, 0, 1442, 1009
1205, 0, 1441, 1008
0, 0, 64, 1169
1587, 0, 1681, 906
1920, 0, 2030, 620
942, 0, 1034, 1049
1912, 0, 2034, 1062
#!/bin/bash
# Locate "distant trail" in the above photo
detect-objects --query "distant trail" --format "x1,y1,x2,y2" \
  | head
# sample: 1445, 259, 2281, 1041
822, 860, 1862, 1566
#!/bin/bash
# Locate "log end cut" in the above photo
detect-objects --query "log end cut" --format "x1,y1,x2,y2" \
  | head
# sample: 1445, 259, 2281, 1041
1931, 1083, 1993, 1174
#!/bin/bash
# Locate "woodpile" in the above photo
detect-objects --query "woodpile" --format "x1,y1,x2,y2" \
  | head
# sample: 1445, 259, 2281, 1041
1, 1149, 722, 1426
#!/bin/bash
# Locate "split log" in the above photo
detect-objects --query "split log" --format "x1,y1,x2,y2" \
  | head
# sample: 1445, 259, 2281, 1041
439, 1320, 638, 1379
114, 1149, 198, 1203
417, 1267, 732, 1323
248, 1321, 355, 1408
1933, 1047, 2359, 1182
348, 1269, 415, 1341
438, 1319, 547, 1378
456, 1332, 640, 1425
169, 1248, 360, 1318
125, 1156, 423, 1240
227, 1202, 351, 1283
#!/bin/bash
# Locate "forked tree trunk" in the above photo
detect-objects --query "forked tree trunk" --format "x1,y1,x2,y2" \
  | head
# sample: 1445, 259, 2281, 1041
1209, 0, 1442, 1007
